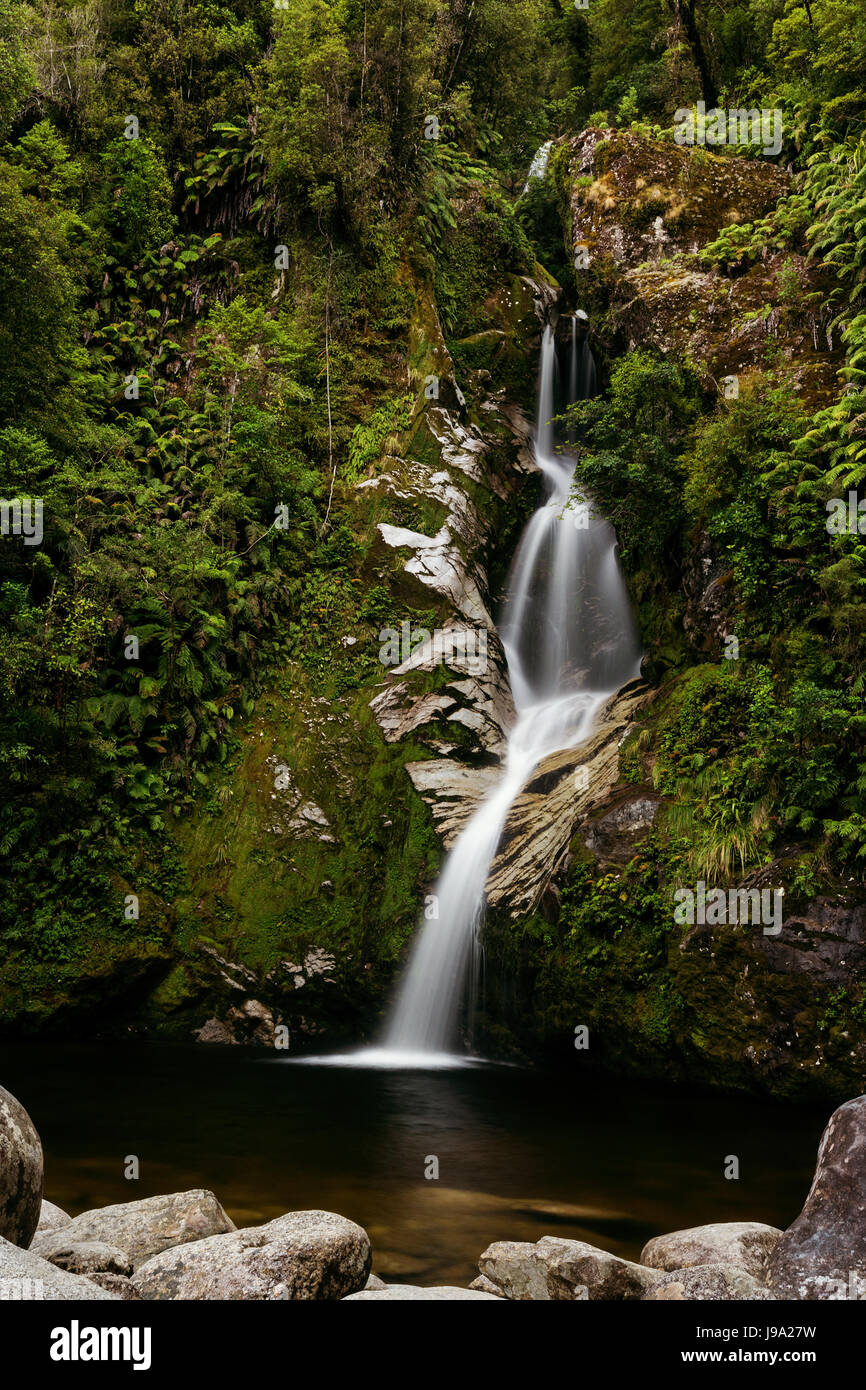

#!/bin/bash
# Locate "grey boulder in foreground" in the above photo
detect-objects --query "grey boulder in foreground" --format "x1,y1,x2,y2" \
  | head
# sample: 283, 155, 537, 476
766, 1094, 866, 1299
0, 1235, 121, 1300
48, 1189, 236, 1270
641, 1264, 776, 1300
478, 1237, 662, 1300
131, 1209, 371, 1300
0, 1084, 43, 1249
35, 1199, 72, 1236
28, 1232, 133, 1276
640, 1223, 782, 1282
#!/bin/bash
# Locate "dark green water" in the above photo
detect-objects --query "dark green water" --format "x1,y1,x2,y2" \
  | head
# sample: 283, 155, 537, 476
0, 1043, 829, 1285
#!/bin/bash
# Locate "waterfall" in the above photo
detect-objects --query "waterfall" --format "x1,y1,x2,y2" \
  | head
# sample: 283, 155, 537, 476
522, 140, 553, 193
375, 318, 643, 1063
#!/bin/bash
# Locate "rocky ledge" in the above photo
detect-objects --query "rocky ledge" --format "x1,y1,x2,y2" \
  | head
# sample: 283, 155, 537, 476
3, 1084, 866, 1301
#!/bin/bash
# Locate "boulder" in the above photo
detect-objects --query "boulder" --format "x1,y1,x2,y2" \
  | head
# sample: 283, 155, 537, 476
53, 1189, 235, 1270
478, 1236, 661, 1300
642, 1264, 776, 1301
36, 1199, 71, 1236
468, 1274, 505, 1297
85, 1272, 144, 1300
194, 1018, 238, 1045
344, 1284, 501, 1300
29, 1232, 133, 1276
0, 1235, 120, 1300
131, 1210, 370, 1300
766, 1095, 866, 1299
640, 1222, 782, 1281
0, 1085, 43, 1249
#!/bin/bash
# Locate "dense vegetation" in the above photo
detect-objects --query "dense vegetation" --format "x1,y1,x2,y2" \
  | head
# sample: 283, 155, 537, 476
1, 0, 865, 1087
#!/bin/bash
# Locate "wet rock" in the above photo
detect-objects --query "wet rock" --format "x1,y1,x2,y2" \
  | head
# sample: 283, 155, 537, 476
54, 1190, 235, 1270
640, 1222, 782, 1281
766, 1095, 866, 1299
36, 1199, 71, 1236
363, 1272, 387, 1290
303, 948, 336, 977
403, 761, 501, 847
485, 682, 654, 913
581, 792, 660, 865
0, 1235, 120, 1300
478, 1236, 661, 1300
371, 629, 515, 763
0, 1085, 43, 1249
344, 1284, 501, 1300
642, 1264, 776, 1300
131, 1210, 370, 1300
263, 757, 336, 843
29, 1232, 133, 1277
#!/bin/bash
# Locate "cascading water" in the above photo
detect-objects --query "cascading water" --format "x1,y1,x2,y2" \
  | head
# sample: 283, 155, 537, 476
522, 140, 553, 193
373, 318, 642, 1064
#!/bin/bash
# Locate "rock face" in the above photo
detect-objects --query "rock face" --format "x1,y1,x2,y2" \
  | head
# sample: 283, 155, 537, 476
564, 126, 839, 404
640, 1222, 782, 1282
0, 1235, 120, 1300
766, 1095, 866, 1299
580, 792, 660, 866
53, 1190, 235, 1270
29, 1232, 133, 1276
131, 1210, 371, 1300
35, 1199, 71, 1236
755, 897, 866, 986
0, 1085, 43, 1249
478, 1236, 661, 1300
642, 1264, 776, 1301
365, 400, 526, 818
485, 682, 653, 913
344, 1284, 501, 1301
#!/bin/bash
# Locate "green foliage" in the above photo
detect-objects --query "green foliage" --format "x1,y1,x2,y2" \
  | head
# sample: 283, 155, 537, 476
564, 350, 701, 567
95, 139, 176, 263
700, 194, 812, 272
797, 134, 866, 490
0, 169, 84, 427
651, 663, 866, 875
0, 0, 33, 136
346, 394, 413, 483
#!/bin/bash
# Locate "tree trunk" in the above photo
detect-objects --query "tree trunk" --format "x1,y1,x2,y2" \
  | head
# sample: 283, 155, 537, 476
675, 0, 718, 108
